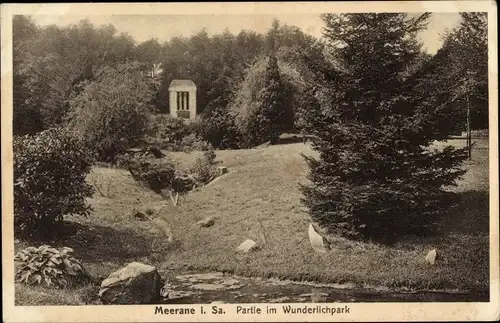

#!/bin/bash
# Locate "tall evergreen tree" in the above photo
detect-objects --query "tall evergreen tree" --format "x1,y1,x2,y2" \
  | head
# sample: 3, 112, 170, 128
410, 13, 488, 135
301, 13, 468, 242
241, 54, 288, 147
445, 13, 488, 130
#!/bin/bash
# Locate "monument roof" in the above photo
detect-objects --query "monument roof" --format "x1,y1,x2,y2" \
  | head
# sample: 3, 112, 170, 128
169, 79, 196, 90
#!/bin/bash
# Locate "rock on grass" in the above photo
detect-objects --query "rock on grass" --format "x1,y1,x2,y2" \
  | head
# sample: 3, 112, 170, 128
99, 262, 162, 304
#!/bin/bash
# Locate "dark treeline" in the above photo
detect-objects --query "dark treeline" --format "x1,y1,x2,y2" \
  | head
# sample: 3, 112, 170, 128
13, 17, 322, 136
13, 14, 488, 141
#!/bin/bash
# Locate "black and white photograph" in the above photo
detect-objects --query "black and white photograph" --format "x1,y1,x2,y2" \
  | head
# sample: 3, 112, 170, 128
1, 2, 498, 322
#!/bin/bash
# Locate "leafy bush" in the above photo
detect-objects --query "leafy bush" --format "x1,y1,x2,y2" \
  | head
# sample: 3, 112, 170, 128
121, 155, 197, 207
145, 115, 215, 152
189, 147, 217, 184
14, 128, 95, 237
67, 62, 156, 162
15, 245, 90, 288
121, 147, 217, 199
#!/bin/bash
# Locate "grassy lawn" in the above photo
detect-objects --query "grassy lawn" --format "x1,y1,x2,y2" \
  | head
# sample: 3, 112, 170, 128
14, 139, 490, 305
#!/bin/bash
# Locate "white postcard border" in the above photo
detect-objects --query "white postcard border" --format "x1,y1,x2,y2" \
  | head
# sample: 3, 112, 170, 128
2, 2, 498, 322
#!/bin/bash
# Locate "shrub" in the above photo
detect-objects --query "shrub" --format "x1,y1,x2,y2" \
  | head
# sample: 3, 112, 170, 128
14, 128, 95, 238
145, 115, 216, 152
189, 146, 217, 184
121, 154, 197, 206
196, 105, 243, 150
14, 245, 90, 288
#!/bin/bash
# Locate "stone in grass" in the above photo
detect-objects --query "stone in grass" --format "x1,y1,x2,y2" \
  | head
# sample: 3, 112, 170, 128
308, 223, 329, 253
425, 249, 437, 265
236, 239, 259, 253
99, 262, 162, 305
196, 217, 215, 228
217, 166, 228, 176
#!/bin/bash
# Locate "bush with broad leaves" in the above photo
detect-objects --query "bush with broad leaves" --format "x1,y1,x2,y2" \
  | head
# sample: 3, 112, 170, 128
15, 245, 90, 288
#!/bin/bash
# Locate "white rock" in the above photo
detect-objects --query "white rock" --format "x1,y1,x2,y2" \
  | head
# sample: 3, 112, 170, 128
308, 223, 328, 253
425, 249, 437, 265
99, 262, 162, 304
236, 239, 258, 253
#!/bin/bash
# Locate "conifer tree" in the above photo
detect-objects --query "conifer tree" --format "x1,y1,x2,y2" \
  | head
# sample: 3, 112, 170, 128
301, 13, 468, 242
242, 54, 288, 146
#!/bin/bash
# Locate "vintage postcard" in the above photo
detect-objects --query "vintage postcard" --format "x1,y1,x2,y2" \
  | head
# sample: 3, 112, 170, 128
1, 1, 498, 322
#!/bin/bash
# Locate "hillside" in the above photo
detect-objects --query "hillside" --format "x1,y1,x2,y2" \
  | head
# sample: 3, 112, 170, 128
15, 139, 489, 305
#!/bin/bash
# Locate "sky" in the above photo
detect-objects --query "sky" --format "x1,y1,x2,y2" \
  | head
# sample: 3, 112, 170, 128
30, 13, 462, 54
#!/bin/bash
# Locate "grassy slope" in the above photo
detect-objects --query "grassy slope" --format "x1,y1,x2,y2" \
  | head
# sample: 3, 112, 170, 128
160, 140, 489, 291
15, 140, 490, 304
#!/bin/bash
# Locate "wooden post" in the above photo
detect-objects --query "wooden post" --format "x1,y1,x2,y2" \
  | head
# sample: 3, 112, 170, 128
466, 92, 471, 160
466, 72, 472, 161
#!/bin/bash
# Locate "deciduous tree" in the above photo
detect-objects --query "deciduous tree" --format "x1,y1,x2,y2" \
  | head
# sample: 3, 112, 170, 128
67, 62, 157, 161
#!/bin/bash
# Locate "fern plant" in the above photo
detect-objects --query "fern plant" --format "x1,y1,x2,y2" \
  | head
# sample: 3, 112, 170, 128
14, 245, 89, 288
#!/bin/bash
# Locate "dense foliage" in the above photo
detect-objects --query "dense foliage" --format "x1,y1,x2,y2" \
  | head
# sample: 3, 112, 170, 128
196, 105, 242, 149
12, 17, 321, 149
301, 13, 468, 242
230, 55, 307, 146
67, 62, 157, 161
244, 54, 288, 146
145, 114, 192, 149
13, 17, 136, 135
14, 128, 95, 237
15, 245, 89, 288
425, 13, 488, 131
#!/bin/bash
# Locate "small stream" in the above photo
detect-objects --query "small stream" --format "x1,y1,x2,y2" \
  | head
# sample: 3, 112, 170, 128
160, 272, 488, 303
